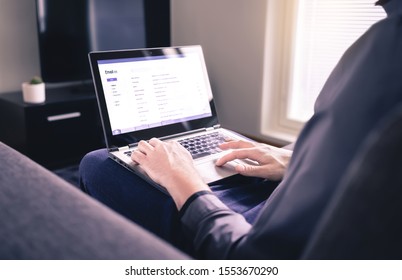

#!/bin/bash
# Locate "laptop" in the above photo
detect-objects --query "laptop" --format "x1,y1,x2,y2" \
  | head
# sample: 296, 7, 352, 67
88, 45, 253, 194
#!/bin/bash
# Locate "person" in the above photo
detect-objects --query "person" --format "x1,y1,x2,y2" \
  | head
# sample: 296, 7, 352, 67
79, 0, 402, 259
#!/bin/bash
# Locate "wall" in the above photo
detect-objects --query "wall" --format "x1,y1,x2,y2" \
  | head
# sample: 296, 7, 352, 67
0, 0, 40, 93
171, 0, 270, 143
0, 0, 273, 143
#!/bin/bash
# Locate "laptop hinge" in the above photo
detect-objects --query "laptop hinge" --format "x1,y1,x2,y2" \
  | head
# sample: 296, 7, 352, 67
206, 124, 221, 131
110, 145, 133, 152
109, 146, 119, 152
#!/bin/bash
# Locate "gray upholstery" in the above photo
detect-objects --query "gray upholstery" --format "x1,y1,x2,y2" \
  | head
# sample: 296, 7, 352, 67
0, 141, 189, 259
303, 105, 402, 259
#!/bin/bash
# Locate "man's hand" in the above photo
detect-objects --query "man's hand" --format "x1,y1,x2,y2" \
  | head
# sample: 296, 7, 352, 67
215, 140, 292, 181
131, 138, 210, 209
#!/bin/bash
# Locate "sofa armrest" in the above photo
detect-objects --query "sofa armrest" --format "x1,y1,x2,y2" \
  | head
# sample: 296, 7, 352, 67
0, 141, 189, 259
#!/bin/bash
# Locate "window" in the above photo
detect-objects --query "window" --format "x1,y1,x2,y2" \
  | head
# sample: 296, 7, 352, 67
261, 0, 386, 143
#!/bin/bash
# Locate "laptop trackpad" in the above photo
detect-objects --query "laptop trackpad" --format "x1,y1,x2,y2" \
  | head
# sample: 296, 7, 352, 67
195, 159, 239, 184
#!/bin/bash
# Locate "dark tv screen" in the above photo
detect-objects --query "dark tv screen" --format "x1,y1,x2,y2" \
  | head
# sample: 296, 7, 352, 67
35, 0, 170, 84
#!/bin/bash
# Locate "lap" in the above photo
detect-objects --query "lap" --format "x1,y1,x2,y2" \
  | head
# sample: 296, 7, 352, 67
79, 149, 277, 252
79, 149, 178, 240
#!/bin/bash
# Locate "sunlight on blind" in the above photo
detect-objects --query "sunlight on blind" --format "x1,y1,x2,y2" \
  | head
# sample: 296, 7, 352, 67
287, 0, 386, 122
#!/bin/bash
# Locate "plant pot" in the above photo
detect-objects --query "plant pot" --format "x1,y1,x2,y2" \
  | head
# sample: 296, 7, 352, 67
22, 82, 46, 104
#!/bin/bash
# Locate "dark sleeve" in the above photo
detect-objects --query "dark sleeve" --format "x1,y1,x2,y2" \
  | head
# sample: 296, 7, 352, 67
180, 193, 252, 259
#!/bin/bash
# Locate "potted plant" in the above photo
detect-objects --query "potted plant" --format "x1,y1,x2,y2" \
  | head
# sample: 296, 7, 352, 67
22, 76, 46, 103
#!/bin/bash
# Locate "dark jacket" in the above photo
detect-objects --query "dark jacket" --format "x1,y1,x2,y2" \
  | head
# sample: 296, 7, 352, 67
181, 1, 402, 259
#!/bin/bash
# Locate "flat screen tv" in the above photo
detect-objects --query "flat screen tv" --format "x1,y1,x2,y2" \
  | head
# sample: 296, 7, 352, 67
35, 0, 170, 85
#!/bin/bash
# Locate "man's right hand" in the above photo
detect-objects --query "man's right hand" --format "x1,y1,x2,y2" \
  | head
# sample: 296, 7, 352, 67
215, 140, 292, 181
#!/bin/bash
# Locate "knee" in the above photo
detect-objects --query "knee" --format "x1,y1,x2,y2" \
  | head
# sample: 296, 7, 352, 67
80, 149, 108, 169
79, 149, 109, 192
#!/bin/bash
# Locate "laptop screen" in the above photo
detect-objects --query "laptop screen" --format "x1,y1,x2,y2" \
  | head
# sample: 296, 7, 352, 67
89, 46, 219, 148
97, 51, 213, 136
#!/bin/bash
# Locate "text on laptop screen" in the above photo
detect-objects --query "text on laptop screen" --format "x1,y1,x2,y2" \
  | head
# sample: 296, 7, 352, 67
97, 52, 213, 135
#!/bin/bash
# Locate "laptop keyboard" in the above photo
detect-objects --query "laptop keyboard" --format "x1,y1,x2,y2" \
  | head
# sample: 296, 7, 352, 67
178, 132, 227, 159
124, 132, 228, 159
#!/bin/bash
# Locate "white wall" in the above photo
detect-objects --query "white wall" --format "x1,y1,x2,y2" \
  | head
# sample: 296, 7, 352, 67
172, 0, 270, 142
0, 0, 272, 143
0, 0, 40, 92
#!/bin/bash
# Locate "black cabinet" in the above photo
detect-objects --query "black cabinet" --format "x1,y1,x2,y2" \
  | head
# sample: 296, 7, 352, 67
0, 86, 104, 169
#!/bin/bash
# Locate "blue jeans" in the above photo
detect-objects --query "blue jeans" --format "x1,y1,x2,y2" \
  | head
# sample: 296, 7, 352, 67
79, 149, 278, 254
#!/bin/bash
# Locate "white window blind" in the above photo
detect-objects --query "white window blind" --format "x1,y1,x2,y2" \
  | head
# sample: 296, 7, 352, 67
287, 0, 386, 122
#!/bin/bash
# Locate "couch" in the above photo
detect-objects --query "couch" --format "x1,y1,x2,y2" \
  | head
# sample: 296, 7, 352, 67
0, 140, 188, 259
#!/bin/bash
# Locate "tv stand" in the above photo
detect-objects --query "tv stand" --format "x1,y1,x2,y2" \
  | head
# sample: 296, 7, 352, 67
0, 87, 104, 169
69, 83, 95, 95
45, 80, 96, 95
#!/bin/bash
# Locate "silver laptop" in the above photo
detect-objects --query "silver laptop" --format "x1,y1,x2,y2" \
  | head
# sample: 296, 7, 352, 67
88, 45, 252, 194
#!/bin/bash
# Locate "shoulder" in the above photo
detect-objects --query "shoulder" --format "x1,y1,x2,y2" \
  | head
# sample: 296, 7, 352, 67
355, 14, 402, 51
